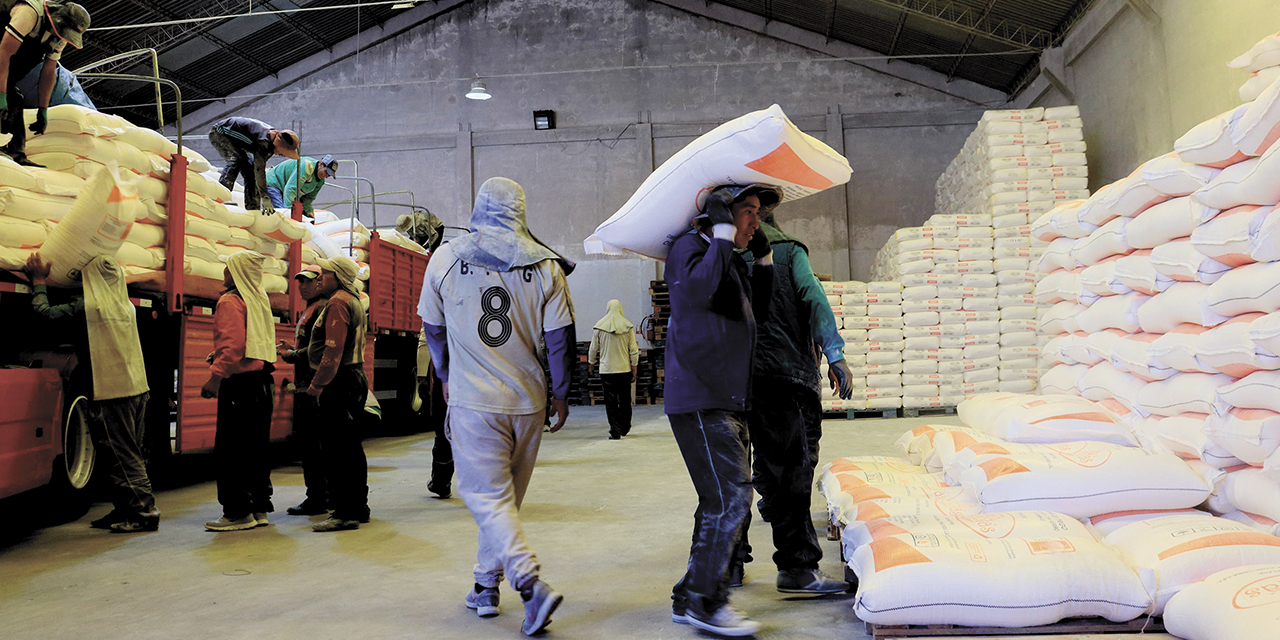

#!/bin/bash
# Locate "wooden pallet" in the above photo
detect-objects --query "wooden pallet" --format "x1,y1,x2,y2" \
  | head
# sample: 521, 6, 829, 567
824, 409, 900, 420
867, 617, 1165, 638
901, 406, 957, 418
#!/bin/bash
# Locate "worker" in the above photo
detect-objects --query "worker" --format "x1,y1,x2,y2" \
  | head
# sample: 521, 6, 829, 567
266, 154, 337, 218
0, 0, 90, 166
207, 116, 299, 213
396, 211, 445, 252
277, 264, 329, 516
736, 206, 854, 597
417, 328, 452, 499
25, 253, 158, 533
306, 256, 370, 533
664, 184, 778, 637
418, 177, 575, 636
202, 251, 277, 532
587, 299, 639, 439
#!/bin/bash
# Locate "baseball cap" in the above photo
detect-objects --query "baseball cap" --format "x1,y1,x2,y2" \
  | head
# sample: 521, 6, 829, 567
46, 2, 90, 50
293, 264, 322, 280
319, 154, 338, 174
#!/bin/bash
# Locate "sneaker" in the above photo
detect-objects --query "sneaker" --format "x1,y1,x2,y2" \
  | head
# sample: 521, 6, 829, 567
109, 515, 159, 533
776, 569, 851, 595
608, 434, 621, 440
312, 517, 360, 532
90, 510, 128, 530
285, 500, 329, 516
687, 604, 760, 637
671, 596, 689, 625
519, 579, 564, 636
253, 512, 269, 527
205, 515, 258, 532
465, 584, 500, 618
728, 563, 745, 588
427, 479, 451, 499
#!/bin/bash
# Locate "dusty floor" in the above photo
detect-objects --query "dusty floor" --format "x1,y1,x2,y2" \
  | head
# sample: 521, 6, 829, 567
0, 406, 1171, 640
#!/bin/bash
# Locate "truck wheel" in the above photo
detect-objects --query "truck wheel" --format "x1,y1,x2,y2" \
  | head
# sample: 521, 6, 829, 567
37, 396, 97, 525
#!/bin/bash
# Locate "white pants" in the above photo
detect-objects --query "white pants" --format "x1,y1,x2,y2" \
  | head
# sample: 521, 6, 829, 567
448, 406, 545, 590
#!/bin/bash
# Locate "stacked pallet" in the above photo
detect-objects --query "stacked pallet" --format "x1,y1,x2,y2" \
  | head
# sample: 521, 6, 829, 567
634, 349, 664, 405
646, 280, 669, 342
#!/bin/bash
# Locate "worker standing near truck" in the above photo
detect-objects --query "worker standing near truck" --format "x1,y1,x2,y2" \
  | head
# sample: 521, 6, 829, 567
306, 256, 371, 532
266, 154, 337, 219
207, 116, 298, 213
25, 253, 159, 533
202, 251, 278, 532
0, 0, 90, 166
277, 264, 330, 516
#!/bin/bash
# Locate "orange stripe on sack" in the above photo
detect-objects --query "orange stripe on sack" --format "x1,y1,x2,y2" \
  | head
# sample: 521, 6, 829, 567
838, 475, 869, 492
966, 442, 1011, 456
1027, 411, 1117, 425
866, 519, 912, 541
1157, 532, 1280, 560
745, 143, 834, 190
830, 463, 866, 473
848, 487, 894, 504
949, 431, 979, 451
856, 502, 891, 522
979, 457, 1031, 481
911, 426, 938, 437
869, 537, 933, 572
107, 186, 125, 203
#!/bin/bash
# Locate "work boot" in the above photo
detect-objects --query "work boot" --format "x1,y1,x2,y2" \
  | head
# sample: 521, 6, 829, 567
90, 509, 128, 530
253, 512, 269, 527
687, 604, 760, 637
205, 515, 258, 532
727, 563, 745, 588
519, 579, 564, 636
429, 461, 453, 498
285, 500, 328, 516
465, 584, 500, 618
312, 517, 359, 532
776, 568, 851, 595
110, 515, 159, 534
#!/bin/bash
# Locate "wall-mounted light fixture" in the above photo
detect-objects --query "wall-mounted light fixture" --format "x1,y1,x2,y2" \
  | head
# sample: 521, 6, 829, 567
533, 110, 556, 130
465, 79, 492, 100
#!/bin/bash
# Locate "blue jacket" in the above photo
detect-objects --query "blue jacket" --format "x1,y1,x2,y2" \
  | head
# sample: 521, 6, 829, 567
664, 229, 772, 415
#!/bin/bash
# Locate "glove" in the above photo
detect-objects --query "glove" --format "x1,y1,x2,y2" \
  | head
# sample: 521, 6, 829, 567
701, 189, 735, 225
28, 108, 47, 136
746, 227, 772, 261
829, 358, 854, 400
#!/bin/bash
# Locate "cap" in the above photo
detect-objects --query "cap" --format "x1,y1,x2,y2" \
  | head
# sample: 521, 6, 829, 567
293, 264, 322, 280
46, 2, 90, 50
276, 129, 300, 159
318, 154, 338, 174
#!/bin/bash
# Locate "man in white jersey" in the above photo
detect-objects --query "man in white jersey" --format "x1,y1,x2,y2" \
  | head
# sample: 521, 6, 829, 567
419, 177, 576, 637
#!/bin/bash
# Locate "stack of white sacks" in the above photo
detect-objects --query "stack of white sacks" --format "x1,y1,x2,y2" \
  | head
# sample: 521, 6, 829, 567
0, 105, 311, 294
817, 392, 1280, 638
818, 280, 902, 412
1035, 35, 1280, 557
1232, 31, 1280, 102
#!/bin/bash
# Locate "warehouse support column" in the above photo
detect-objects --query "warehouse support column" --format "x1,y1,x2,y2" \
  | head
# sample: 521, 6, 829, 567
457, 126, 474, 213
826, 104, 852, 281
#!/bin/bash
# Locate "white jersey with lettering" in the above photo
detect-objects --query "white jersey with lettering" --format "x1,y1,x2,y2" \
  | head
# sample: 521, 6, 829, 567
419, 243, 574, 414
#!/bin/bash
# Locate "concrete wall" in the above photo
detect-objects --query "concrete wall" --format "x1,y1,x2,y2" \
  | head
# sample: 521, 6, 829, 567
1018, 0, 1280, 189
177, 0, 999, 317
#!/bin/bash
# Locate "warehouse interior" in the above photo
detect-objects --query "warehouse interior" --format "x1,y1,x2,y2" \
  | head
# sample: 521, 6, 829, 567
3, 0, 1280, 639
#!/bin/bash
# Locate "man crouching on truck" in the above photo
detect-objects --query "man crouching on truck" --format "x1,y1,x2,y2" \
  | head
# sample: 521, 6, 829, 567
26, 253, 159, 533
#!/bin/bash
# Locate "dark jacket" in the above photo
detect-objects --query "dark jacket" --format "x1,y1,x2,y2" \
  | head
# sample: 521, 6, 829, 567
751, 240, 845, 398
210, 117, 274, 157
664, 229, 772, 415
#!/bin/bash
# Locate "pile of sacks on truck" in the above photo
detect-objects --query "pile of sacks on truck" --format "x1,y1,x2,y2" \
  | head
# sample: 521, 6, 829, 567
819, 391, 1280, 639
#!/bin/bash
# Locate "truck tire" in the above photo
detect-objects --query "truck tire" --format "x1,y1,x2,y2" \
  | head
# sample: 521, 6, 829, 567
38, 395, 97, 524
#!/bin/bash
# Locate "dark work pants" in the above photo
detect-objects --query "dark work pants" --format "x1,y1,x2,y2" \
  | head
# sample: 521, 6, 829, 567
427, 371, 453, 487
293, 389, 327, 504
208, 128, 259, 207
602, 372, 633, 437
1, 86, 27, 157
318, 366, 369, 520
742, 382, 824, 572
669, 410, 752, 617
89, 392, 158, 517
215, 371, 275, 519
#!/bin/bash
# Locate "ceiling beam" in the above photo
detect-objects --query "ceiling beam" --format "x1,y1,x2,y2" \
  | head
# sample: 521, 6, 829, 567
885, 11, 908, 60
856, 0, 1052, 50
944, 0, 999, 82
123, 0, 280, 80
825, 0, 839, 42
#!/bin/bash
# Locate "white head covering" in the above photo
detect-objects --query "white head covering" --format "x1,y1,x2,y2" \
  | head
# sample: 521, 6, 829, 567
227, 251, 277, 363
82, 255, 149, 400
593, 299, 633, 334
449, 177, 574, 274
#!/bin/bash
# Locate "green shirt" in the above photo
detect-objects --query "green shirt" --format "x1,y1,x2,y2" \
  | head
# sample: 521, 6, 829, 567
32, 284, 84, 319
266, 157, 326, 215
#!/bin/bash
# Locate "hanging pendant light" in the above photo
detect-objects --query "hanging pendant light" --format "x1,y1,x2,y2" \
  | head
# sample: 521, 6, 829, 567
465, 79, 492, 100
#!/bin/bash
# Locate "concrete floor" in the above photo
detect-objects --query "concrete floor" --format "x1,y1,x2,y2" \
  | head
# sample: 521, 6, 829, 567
0, 407, 1172, 640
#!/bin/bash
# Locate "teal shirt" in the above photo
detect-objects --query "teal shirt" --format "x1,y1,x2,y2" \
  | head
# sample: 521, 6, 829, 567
32, 284, 84, 319
266, 157, 325, 215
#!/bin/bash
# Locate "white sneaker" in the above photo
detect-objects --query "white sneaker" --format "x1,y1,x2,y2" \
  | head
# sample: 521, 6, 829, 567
465, 586, 500, 618
687, 604, 760, 637
204, 515, 257, 532
253, 512, 269, 527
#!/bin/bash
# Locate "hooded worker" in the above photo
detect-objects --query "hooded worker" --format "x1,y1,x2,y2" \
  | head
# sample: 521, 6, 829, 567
417, 177, 575, 634
588, 299, 639, 439
305, 255, 370, 532
731, 202, 853, 601
202, 251, 278, 532
266, 154, 337, 218
1, 0, 90, 166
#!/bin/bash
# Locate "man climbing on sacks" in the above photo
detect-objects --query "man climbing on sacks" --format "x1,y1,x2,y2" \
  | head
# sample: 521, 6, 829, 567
736, 206, 854, 596
0, 0, 90, 166
207, 116, 299, 213
266, 154, 337, 218
25, 253, 159, 533
306, 256, 371, 532
418, 177, 575, 636
665, 184, 778, 637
